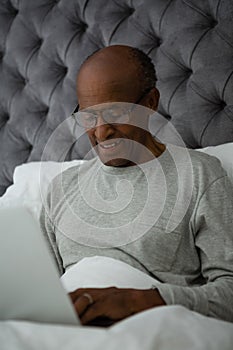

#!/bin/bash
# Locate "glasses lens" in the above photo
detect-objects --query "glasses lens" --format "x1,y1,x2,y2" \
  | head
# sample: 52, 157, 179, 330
102, 107, 130, 124
73, 103, 132, 128
73, 112, 96, 128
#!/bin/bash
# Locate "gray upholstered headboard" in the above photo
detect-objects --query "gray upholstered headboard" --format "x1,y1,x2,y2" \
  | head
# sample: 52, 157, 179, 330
0, 0, 233, 195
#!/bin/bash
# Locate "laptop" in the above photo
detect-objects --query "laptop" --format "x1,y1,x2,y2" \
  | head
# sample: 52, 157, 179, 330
0, 207, 80, 325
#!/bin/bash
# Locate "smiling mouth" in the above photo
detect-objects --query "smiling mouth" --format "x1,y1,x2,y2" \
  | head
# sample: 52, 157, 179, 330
98, 139, 122, 150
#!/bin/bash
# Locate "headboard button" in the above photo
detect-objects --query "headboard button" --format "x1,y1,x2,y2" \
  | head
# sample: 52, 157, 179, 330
79, 22, 88, 32
37, 38, 43, 47
127, 7, 135, 16
186, 68, 193, 77
22, 77, 28, 85
157, 38, 162, 46
3, 113, 10, 123
43, 108, 49, 116
11, 7, 18, 17
28, 145, 33, 153
220, 101, 226, 109
210, 19, 218, 28
163, 114, 172, 120
63, 66, 68, 75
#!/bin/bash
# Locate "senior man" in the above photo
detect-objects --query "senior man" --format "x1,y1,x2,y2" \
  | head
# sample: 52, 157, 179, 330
40, 45, 233, 326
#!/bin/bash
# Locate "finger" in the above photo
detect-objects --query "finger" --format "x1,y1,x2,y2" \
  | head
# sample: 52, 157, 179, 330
69, 287, 117, 303
80, 301, 105, 325
73, 294, 94, 317
69, 288, 87, 303
80, 297, 123, 325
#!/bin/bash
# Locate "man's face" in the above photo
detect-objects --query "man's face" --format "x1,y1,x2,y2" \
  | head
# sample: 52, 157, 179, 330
76, 50, 159, 167
83, 101, 152, 167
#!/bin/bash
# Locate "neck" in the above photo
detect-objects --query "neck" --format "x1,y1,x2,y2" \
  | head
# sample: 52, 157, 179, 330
120, 138, 165, 167
150, 137, 166, 157
136, 135, 165, 164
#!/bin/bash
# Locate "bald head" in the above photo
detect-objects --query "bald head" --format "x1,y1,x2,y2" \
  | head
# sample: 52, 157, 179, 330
77, 45, 157, 109
81, 45, 139, 71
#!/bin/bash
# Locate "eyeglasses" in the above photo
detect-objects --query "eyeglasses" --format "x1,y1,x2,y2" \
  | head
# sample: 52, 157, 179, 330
71, 88, 153, 129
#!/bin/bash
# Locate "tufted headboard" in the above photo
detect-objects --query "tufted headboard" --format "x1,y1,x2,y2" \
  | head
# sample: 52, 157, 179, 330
0, 0, 233, 196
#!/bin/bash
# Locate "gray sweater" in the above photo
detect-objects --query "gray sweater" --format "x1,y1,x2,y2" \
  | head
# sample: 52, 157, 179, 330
40, 144, 233, 322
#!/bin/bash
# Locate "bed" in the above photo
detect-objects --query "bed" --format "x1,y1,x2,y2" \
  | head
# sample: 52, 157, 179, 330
0, 0, 233, 349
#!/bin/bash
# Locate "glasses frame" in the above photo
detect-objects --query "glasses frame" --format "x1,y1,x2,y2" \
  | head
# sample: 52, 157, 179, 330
71, 87, 153, 129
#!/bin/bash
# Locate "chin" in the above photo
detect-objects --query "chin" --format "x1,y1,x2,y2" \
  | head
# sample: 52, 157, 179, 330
102, 157, 133, 167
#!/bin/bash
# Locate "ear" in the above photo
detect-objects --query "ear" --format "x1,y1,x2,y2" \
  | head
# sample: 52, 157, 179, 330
147, 87, 160, 111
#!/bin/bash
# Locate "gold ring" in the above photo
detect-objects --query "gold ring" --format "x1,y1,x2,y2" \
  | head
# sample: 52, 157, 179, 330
82, 292, 94, 305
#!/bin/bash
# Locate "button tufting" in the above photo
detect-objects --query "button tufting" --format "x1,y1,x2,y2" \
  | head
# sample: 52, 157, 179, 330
28, 144, 33, 152
11, 7, 18, 16
63, 66, 68, 75
0, 52, 3, 60
220, 101, 226, 108
186, 68, 193, 76
157, 38, 162, 46
127, 7, 134, 16
210, 19, 218, 28
22, 77, 28, 85
3, 113, 10, 122
79, 22, 88, 32
37, 38, 43, 47
43, 107, 49, 115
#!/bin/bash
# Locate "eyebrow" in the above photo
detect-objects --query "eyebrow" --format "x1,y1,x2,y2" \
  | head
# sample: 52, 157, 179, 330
82, 104, 125, 113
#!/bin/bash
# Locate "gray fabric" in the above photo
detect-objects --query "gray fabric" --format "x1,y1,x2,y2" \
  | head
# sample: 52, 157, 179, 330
40, 145, 233, 322
0, 0, 233, 195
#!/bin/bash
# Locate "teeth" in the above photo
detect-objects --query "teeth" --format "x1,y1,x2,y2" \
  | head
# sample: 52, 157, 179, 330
100, 140, 121, 149
102, 143, 116, 148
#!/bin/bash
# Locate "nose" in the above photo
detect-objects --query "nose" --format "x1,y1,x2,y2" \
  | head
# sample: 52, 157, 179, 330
94, 114, 115, 141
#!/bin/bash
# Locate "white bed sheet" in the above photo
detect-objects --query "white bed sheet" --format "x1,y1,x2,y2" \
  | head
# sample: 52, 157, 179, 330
1, 303, 233, 350
1, 257, 233, 350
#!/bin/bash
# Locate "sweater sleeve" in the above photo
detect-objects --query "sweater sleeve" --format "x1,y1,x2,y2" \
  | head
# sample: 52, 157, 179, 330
39, 188, 64, 276
155, 175, 233, 322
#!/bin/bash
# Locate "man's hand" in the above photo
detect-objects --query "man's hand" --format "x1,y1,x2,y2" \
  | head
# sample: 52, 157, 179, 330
69, 287, 166, 326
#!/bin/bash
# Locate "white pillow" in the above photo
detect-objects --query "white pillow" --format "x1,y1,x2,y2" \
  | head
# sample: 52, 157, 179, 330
198, 142, 233, 185
0, 160, 86, 220
0, 142, 232, 220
